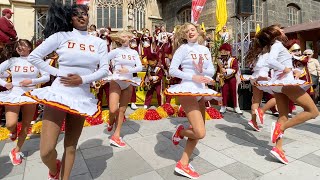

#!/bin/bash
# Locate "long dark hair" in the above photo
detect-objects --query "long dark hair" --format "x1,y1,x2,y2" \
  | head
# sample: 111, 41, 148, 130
245, 24, 287, 66
43, 2, 88, 38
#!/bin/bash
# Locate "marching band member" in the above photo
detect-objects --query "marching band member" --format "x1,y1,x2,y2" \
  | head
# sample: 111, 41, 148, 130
105, 31, 142, 148
143, 53, 164, 109
25, 3, 109, 179
253, 25, 318, 164
0, 39, 50, 165
141, 29, 153, 59
217, 43, 242, 114
166, 22, 220, 179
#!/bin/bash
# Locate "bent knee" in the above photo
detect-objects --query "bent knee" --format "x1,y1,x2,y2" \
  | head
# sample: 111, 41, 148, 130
194, 129, 206, 139
310, 108, 319, 119
40, 148, 56, 161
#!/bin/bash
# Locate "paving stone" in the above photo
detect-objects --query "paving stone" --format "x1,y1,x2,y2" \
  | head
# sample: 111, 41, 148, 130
221, 162, 263, 180
129, 171, 164, 180
299, 153, 320, 168
23, 158, 47, 180
2, 174, 23, 180
221, 142, 292, 174
282, 141, 320, 159
86, 149, 153, 180
199, 169, 236, 180
199, 129, 248, 151
127, 134, 185, 170
156, 156, 217, 180
80, 142, 131, 160
70, 173, 93, 180
288, 124, 320, 140
194, 143, 236, 168
0, 151, 27, 179
259, 160, 320, 180
215, 124, 295, 149
70, 151, 90, 177
129, 120, 176, 137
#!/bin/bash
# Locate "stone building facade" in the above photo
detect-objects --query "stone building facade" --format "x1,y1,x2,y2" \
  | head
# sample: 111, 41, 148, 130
161, 0, 320, 33
1, 0, 319, 42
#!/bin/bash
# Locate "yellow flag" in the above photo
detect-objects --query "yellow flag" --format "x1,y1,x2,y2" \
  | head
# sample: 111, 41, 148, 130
201, 22, 206, 33
255, 24, 261, 35
215, 0, 228, 37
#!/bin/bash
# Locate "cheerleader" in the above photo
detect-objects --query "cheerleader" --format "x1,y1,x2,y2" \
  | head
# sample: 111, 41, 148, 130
0, 39, 50, 165
25, 3, 108, 179
166, 23, 220, 179
105, 31, 142, 148
245, 45, 277, 131
252, 25, 318, 164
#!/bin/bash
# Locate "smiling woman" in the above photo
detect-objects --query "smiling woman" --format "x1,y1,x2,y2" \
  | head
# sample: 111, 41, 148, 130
24, 2, 109, 180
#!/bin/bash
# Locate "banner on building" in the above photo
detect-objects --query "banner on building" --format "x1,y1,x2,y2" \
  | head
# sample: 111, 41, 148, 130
76, 0, 90, 5
191, 0, 207, 24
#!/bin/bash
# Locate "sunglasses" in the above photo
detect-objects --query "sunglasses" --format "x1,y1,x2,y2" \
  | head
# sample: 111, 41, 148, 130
72, 11, 88, 17
304, 54, 312, 56
291, 49, 300, 52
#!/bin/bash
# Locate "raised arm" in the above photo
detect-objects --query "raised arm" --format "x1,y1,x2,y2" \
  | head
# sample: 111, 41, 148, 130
28, 33, 64, 76
266, 42, 286, 71
202, 49, 215, 77
0, 59, 12, 86
169, 46, 193, 80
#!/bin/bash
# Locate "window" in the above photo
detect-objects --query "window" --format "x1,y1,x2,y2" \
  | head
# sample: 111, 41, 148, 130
250, 0, 263, 32
178, 8, 191, 24
96, 0, 123, 29
287, 4, 301, 26
133, 0, 146, 31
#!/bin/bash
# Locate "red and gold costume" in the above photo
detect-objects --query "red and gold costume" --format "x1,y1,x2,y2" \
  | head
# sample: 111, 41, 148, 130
141, 29, 153, 59
218, 56, 239, 107
143, 61, 164, 106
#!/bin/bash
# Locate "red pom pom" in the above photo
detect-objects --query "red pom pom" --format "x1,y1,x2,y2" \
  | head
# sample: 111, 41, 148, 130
206, 107, 223, 119
162, 103, 175, 116
16, 123, 22, 135
60, 120, 65, 131
86, 115, 103, 126
144, 109, 161, 121
178, 106, 186, 117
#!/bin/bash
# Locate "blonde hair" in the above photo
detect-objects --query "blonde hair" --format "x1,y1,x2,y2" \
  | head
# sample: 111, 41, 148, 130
172, 22, 201, 53
110, 31, 134, 46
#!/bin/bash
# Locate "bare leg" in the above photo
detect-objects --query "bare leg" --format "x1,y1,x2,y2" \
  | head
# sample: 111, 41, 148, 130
108, 81, 121, 126
178, 96, 206, 166
251, 86, 263, 126
282, 86, 319, 130
40, 106, 66, 177
273, 93, 289, 151
60, 114, 85, 180
15, 104, 37, 152
113, 85, 133, 138
5, 105, 20, 133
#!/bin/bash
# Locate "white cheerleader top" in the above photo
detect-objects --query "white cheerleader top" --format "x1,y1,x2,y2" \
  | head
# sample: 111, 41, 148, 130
266, 40, 293, 71
0, 56, 49, 87
107, 46, 143, 78
169, 42, 215, 81
28, 28, 109, 84
252, 53, 270, 78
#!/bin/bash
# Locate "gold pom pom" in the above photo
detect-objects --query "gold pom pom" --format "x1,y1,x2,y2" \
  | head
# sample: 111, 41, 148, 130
31, 121, 42, 134
156, 107, 168, 118
129, 108, 147, 120
83, 120, 91, 127
102, 110, 110, 123
172, 105, 179, 117
205, 112, 211, 120
0, 127, 10, 141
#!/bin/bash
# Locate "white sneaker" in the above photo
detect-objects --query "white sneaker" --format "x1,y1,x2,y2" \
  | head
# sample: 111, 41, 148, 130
220, 106, 226, 113
288, 113, 292, 118
131, 103, 138, 110
234, 107, 243, 114
143, 105, 148, 109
